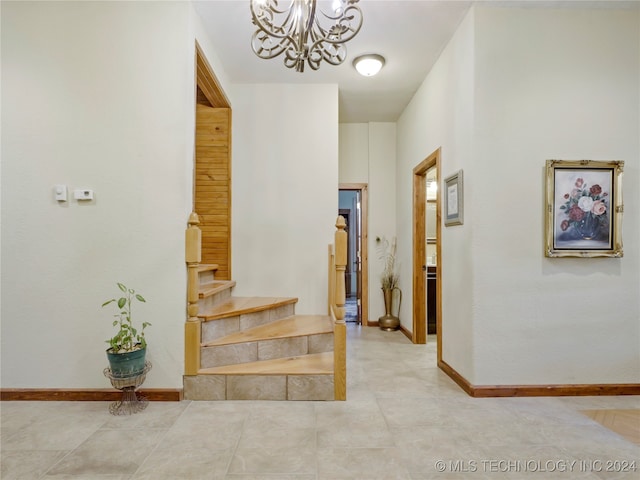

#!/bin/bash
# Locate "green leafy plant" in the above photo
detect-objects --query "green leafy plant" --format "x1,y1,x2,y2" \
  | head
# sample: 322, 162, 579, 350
375, 236, 398, 290
102, 283, 151, 353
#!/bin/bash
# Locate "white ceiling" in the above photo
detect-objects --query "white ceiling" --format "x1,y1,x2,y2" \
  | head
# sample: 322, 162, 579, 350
192, 0, 638, 123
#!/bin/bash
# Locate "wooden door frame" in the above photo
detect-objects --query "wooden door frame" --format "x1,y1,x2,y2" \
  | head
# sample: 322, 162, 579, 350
195, 42, 230, 109
412, 149, 441, 353
194, 41, 232, 279
339, 183, 369, 326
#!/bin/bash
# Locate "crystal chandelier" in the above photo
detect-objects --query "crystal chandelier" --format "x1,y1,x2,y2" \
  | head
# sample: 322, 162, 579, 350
250, 0, 363, 72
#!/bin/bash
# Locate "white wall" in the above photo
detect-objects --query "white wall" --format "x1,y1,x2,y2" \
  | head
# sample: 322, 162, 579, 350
472, 6, 639, 384
397, 5, 639, 385
339, 123, 396, 322
231, 84, 339, 315
339, 124, 369, 184
368, 124, 398, 321
0, 1, 232, 388
396, 8, 476, 379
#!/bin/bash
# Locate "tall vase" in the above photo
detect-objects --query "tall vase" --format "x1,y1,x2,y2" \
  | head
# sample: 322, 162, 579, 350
379, 287, 402, 331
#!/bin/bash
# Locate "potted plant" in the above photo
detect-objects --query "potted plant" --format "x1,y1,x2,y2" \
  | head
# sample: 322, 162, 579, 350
102, 283, 151, 378
375, 236, 402, 331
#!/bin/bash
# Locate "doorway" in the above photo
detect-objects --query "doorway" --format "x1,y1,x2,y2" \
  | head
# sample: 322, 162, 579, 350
412, 149, 441, 355
426, 166, 438, 336
339, 184, 369, 325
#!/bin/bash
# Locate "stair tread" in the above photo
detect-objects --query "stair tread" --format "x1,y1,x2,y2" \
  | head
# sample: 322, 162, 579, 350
199, 296, 298, 321
199, 280, 236, 299
203, 315, 333, 347
197, 264, 219, 273
198, 352, 333, 375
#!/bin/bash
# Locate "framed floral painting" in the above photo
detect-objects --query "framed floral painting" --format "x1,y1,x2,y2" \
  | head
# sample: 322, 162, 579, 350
545, 159, 624, 257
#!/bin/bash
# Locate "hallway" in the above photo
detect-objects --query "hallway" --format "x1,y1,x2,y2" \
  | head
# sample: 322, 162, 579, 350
345, 296, 358, 323
2, 325, 638, 479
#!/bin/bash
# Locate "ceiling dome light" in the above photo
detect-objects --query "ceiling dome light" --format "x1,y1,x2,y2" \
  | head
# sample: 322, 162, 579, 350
353, 54, 385, 77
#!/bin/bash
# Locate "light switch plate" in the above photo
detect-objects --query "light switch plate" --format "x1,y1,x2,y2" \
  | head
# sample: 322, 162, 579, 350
55, 184, 67, 202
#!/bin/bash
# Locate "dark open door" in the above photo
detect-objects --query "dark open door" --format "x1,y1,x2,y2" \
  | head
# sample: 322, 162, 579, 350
339, 184, 368, 325
339, 209, 352, 296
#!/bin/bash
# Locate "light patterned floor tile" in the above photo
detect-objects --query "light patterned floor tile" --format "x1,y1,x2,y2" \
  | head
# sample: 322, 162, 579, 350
317, 447, 411, 479
228, 446, 316, 475
0, 325, 638, 479
134, 446, 233, 480
1, 450, 68, 480
45, 428, 166, 476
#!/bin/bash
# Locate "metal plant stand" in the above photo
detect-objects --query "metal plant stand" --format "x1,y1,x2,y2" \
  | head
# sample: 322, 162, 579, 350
103, 361, 152, 415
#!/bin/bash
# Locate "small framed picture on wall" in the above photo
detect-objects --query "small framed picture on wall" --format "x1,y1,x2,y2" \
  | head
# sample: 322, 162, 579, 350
444, 169, 463, 226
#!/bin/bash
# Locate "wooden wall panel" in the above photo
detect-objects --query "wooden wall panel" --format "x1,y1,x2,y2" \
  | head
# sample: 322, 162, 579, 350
196, 86, 212, 107
195, 104, 231, 280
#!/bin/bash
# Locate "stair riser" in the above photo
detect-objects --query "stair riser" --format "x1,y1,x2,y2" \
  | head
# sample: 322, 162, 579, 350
288, 375, 335, 401
308, 333, 333, 354
201, 342, 258, 369
183, 374, 334, 401
183, 375, 226, 401
241, 303, 296, 330
199, 270, 215, 285
200, 332, 333, 369
201, 316, 240, 344
198, 287, 232, 312
201, 303, 296, 343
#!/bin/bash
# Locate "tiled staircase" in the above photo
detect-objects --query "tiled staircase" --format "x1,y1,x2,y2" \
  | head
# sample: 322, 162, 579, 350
183, 264, 336, 400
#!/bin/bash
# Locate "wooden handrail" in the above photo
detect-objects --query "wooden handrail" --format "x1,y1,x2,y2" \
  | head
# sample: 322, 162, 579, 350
331, 215, 347, 400
184, 212, 202, 376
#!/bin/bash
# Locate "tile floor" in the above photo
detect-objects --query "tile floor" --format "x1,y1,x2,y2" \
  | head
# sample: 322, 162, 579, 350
2, 325, 639, 479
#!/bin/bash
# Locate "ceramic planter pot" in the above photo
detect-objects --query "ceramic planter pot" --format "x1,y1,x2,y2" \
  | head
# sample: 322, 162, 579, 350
106, 346, 146, 378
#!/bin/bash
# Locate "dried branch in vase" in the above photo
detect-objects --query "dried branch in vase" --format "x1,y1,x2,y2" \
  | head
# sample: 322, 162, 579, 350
376, 236, 398, 290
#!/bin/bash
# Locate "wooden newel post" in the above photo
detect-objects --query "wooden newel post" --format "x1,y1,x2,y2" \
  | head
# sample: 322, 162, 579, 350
185, 212, 202, 322
333, 216, 348, 400
185, 212, 202, 376
334, 215, 347, 322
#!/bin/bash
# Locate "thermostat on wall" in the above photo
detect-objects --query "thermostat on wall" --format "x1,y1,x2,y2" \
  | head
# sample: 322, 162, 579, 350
74, 189, 94, 201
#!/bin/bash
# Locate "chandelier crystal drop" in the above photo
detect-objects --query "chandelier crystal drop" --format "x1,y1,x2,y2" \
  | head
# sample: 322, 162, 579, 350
250, 0, 363, 72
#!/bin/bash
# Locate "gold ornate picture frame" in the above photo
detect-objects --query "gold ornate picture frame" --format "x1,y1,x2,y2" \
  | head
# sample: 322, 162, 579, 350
545, 159, 623, 258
